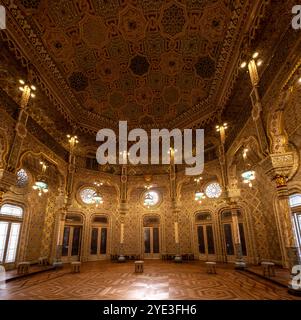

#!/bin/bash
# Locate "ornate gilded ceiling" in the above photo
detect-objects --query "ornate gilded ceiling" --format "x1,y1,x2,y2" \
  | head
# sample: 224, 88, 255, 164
1, 0, 298, 164
6, 0, 241, 130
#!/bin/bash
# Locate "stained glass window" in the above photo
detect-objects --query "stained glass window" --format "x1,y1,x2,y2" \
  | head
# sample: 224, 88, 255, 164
80, 188, 96, 204
16, 169, 28, 187
205, 182, 222, 198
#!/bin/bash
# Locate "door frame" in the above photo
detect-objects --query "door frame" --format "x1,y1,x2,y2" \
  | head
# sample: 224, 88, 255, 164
143, 226, 160, 259
142, 214, 161, 259
61, 224, 83, 262
291, 205, 301, 259
219, 209, 248, 263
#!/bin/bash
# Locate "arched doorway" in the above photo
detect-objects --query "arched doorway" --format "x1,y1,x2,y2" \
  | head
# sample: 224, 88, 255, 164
195, 212, 216, 261
61, 213, 83, 262
220, 209, 247, 263
89, 215, 109, 261
143, 216, 160, 259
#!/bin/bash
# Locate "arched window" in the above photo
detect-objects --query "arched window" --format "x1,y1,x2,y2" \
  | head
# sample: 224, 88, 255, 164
0, 204, 23, 218
0, 204, 23, 264
205, 182, 222, 198
289, 194, 301, 208
16, 169, 28, 188
66, 214, 83, 224
289, 194, 301, 258
93, 216, 108, 224
196, 212, 211, 221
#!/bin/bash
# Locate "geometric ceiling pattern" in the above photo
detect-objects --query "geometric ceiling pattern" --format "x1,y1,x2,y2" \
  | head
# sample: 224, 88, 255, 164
18, 0, 233, 127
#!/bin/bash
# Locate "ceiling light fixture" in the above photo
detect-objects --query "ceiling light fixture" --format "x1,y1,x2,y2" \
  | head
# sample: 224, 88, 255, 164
216, 123, 228, 132
240, 61, 247, 69
252, 52, 259, 59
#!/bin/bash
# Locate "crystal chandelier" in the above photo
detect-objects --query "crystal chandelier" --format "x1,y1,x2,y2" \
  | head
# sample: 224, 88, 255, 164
92, 182, 104, 207
144, 192, 154, 207
32, 161, 49, 196
143, 184, 154, 208
92, 193, 104, 207
241, 170, 256, 187
194, 191, 206, 203
194, 177, 205, 204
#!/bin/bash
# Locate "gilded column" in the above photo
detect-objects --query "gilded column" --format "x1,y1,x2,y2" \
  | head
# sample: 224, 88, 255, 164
169, 147, 181, 262
52, 135, 78, 264
118, 152, 128, 262
245, 56, 269, 156
216, 123, 228, 195
0, 80, 35, 203
263, 109, 299, 269
228, 187, 246, 269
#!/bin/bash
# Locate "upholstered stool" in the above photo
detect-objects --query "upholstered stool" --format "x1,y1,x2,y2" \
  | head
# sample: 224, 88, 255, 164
71, 261, 81, 273
38, 257, 48, 266
205, 262, 217, 274
134, 261, 144, 273
261, 262, 276, 277
17, 262, 30, 275
235, 261, 247, 270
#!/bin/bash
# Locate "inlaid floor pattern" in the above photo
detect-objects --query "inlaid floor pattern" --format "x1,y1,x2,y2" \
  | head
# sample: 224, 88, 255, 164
0, 261, 299, 300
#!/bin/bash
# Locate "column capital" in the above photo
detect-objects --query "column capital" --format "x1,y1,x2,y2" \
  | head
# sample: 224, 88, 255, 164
227, 187, 241, 204
0, 169, 17, 203
261, 152, 293, 179
261, 152, 294, 191
118, 201, 128, 215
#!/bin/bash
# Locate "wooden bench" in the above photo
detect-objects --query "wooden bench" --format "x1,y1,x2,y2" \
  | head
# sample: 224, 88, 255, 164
205, 262, 217, 274
261, 261, 276, 277
17, 262, 30, 275
71, 261, 81, 273
134, 261, 144, 273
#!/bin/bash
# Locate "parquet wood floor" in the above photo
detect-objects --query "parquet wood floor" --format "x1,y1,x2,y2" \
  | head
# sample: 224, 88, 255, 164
0, 261, 299, 300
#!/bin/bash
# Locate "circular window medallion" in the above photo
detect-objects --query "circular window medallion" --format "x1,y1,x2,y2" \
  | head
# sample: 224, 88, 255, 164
80, 188, 97, 204
142, 190, 160, 208
205, 182, 222, 199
